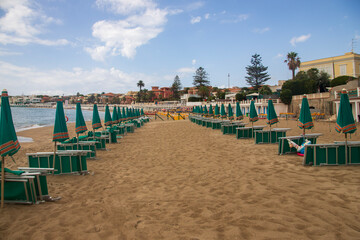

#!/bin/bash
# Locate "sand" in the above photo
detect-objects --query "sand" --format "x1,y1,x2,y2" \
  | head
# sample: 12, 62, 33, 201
1, 117, 360, 240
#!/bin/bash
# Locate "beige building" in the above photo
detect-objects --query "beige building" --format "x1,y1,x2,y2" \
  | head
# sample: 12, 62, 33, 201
300, 52, 360, 79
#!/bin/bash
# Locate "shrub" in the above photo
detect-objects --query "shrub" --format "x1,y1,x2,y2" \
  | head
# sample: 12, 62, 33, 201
330, 76, 356, 87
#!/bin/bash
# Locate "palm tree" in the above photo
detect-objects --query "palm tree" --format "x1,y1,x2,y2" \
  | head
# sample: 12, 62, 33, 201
137, 80, 145, 91
284, 52, 301, 80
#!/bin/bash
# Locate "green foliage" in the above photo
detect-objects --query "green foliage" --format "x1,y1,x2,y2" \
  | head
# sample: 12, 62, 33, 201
87, 94, 96, 103
280, 89, 292, 105
218, 91, 226, 99
245, 53, 270, 90
111, 97, 120, 104
193, 67, 210, 87
137, 80, 145, 91
284, 52, 301, 80
330, 75, 356, 87
183, 87, 190, 94
198, 85, 210, 99
235, 92, 246, 101
171, 75, 182, 100
188, 96, 201, 102
259, 85, 272, 95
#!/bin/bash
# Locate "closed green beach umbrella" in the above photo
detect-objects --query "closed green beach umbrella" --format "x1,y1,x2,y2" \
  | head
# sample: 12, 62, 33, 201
75, 101, 88, 134
122, 107, 126, 121
266, 99, 278, 126
215, 104, 219, 117
53, 99, 69, 142
112, 105, 118, 124
104, 104, 112, 126
141, 108, 144, 116
249, 100, 258, 122
209, 104, 213, 116
0, 90, 21, 208
228, 103, 234, 120
204, 105, 208, 116
298, 95, 313, 135
117, 106, 122, 122
236, 102, 243, 120
335, 89, 357, 164
220, 104, 226, 118
92, 103, 102, 130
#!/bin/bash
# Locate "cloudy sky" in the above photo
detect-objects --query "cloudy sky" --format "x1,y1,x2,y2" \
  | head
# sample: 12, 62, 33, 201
0, 0, 359, 95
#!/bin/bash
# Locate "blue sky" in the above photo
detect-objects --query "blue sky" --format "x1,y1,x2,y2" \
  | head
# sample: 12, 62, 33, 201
0, 0, 359, 96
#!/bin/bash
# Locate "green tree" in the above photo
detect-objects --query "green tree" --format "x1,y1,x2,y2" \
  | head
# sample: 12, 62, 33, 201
330, 75, 356, 87
235, 92, 246, 101
284, 52, 301, 80
87, 94, 96, 104
171, 75, 182, 100
193, 67, 210, 87
259, 85, 272, 95
148, 91, 155, 102
198, 86, 210, 99
183, 87, 190, 94
137, 80, 145, 91
245, 53, 270, 90
280, 89, 292, 105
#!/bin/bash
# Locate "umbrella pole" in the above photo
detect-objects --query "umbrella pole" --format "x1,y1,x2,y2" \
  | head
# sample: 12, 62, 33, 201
77, 133, 83, 173
1, 156, 4, 208
251, 122, 254, 138
345, 133, 348, 165
53, 142, 57, 175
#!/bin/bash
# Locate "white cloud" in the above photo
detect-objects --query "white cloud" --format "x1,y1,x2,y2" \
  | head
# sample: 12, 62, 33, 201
253, 27, 270, 34
221, 14, 249, 24
0, 0, 68, 46
290, 34, 311, 46
177, 67, 195, 74
190, 16, 201, 24
0, 60, 161, 95
204, 13, 210, 19
186, 1, 205, 11
0, 48, 22, 56
274, 53, 283, 59
87, 0, 169, 60
192, 59, 196, 65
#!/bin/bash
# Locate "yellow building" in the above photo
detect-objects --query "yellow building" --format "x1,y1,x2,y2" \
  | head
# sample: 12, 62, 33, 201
300, 52, 360, 79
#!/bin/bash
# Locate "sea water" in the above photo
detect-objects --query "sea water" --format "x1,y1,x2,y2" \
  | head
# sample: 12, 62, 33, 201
7, 107, 104, 142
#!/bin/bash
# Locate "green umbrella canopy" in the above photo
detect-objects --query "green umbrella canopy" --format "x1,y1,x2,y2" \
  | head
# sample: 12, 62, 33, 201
104, 104, 112, 126
53, 99, 69, 142
122, 107, 126, 120
335, 89, 357, 134
112, 105, 118, 124
92, 103, 102, 130
298, 95, 313, 130
0, 90, 20, 156
141, 108, 144, 116
228, 103, 234, 119
117, 106, 122, 121
75, 101, 88, 134
220, 104, 226, 118
215, 104, 219, 116
209, 104, 213, 115
249, 100, 258, 122
266, 99, 278, 126
236, 102, 243, 120
204, 105, 208, 115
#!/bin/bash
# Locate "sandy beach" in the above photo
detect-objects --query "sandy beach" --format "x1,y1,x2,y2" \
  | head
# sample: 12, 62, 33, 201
1, 117, 360, 240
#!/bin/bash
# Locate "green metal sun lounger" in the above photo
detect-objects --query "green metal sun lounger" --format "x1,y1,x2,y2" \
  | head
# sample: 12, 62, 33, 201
221, 122, 246, 135
57, 141, 97, 159
27, 150, 90, 175
0, 168, 55, 204
278, 133, 323, 155
303, 141, 360, 166
236, 126, 266, 139
254, 128, 291, 144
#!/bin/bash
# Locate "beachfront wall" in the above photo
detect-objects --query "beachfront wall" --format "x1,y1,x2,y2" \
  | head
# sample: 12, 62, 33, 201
238, 99, 288, 117
291, 92, 332, 117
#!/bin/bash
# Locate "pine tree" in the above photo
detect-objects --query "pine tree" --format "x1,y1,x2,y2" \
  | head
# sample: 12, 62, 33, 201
193, 67, 210, 87
245, 54, 270, 90
171, 75, 182, 100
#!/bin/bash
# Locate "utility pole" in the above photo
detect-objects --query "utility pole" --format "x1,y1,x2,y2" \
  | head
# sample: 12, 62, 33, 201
228, 73, 230, 89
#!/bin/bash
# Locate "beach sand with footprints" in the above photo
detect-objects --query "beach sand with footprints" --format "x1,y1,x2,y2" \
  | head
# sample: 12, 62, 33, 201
1, 118, 360, 239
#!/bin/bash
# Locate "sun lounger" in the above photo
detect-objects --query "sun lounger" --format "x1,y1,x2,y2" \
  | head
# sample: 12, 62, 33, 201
221, 122, 246, 135
254, 128, 291, 144
57, 141, 96, 159
236, 126, 266, 139
27, 150, 90, 175
278, 133, 322, 155
303, 141, 360, 166
0, 168, 56, 204
124, 123, 135, 133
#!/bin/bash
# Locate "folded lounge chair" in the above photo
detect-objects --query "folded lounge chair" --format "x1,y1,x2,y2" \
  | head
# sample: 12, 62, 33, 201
254, 128, 291, 144
0, 167, 58, 204
57, 141, 97, 159
27, 150, 90, 175
236, 125, 266, 139
221, 122, 246, 135
303, 141, 360, 166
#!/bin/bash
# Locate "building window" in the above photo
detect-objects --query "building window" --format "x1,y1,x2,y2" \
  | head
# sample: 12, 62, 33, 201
340, 64, 347, 76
